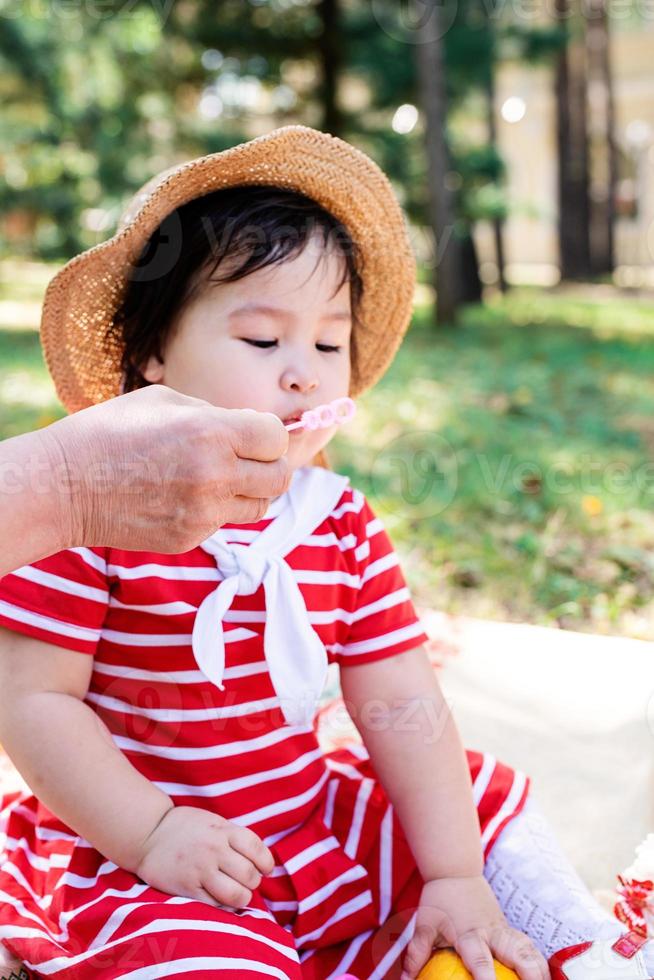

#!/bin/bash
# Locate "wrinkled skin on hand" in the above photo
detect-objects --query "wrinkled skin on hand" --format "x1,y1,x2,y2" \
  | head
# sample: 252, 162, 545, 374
42, 385, 292, 554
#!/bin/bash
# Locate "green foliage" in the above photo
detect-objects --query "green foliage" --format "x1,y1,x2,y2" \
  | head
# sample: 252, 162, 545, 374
328, 286, 654, 639
0, 0, 554, 260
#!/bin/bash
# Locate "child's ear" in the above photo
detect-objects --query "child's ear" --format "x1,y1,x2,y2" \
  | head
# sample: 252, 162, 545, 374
141, 354, 165, 383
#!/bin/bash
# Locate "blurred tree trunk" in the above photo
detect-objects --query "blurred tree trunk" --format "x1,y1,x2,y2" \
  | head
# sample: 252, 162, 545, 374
485, 61, 507, 293
316, 0, 343, 136
586, 0, 617, 275
555, 0, 592, 280
481, 11, 507, 294
415, 0, 461, 324
459, 232, 483, 303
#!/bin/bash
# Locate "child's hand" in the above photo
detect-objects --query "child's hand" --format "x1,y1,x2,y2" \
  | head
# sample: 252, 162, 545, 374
400, 876, 549, 980
134, 805, 275, 910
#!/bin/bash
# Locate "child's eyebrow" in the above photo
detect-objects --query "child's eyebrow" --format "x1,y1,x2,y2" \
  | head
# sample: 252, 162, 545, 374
228, 303, 351, 323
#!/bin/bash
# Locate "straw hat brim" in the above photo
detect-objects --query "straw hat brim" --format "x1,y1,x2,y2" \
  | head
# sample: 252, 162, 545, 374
40, 125, 417, 413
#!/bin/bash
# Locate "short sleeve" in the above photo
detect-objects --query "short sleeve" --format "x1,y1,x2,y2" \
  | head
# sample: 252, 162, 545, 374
335, 491, 430, 667
0, 547, 110, 655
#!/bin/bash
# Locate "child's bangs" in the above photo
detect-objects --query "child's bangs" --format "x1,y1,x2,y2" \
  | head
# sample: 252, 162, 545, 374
186, 188, 363, 309
111, 184, 364, 394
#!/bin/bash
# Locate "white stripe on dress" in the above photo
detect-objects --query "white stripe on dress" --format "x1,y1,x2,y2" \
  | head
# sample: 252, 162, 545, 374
323, 778, 339, 829
360, 551, 400, 585
153, 747, 324, 798
108, 598, 197, 614
0, 600, 100, 643
85, 691, 280, 721
379, 802, 394, 925
344, 778, 374, 860
297, 864, 368, 914
472, 752, 496, 805
480, 771, 527, 848
117, 958, 296, 980
93, 655, 265, 684
339, 621, 426, 657
11, 566, 108, 604
293, 889, 374, 947
283, 836, 339, 875
350, 587, 411, 623
369, 908, 418, 980
230, 770, 329, 828
324, 926, 374, 978
111, 723, 313, 761
68, 548, 108, 574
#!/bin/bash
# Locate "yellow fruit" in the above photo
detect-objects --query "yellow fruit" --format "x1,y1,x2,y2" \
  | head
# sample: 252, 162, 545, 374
418, 948, 520, 979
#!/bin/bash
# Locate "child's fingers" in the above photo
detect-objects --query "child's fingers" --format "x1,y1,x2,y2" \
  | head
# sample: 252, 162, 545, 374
228, 826, 275, 875
400, 921, 438, 979
201, 868, 253, 909
217, 848, 263, 892
401, 911, 450, 980
489, 928, 549, 980
454, 931, 498, 980
194, 885, 226, 909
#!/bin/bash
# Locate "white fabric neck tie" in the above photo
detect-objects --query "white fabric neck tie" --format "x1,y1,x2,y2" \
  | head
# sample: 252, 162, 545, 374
192, 467, 350, 726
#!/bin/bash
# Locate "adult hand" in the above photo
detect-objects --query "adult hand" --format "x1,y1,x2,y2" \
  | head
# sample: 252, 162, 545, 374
39, 385, 292, 553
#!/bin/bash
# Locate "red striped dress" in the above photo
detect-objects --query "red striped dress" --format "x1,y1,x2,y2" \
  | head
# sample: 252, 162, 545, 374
0, 468, 528, 979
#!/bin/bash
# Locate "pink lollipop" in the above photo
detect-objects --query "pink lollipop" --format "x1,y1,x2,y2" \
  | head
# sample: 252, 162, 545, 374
284, 396, 356, 431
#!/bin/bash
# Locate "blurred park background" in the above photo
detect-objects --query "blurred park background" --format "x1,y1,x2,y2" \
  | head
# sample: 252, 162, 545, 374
2, 0, 654, 639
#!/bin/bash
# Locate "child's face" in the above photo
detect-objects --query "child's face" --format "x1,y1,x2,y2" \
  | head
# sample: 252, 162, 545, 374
142, 232, 352, 473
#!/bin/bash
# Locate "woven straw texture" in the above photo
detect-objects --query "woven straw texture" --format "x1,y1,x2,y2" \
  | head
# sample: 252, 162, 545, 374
40, 125, 416, 415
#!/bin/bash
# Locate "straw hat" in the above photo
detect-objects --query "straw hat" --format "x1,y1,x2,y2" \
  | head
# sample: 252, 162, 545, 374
39, 125, 417, 414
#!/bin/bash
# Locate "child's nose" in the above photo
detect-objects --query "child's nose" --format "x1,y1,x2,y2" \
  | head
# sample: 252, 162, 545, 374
281, 366, 320, 393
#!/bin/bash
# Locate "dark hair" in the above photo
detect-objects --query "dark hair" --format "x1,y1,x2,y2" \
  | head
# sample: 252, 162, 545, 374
109, 185, 364, 393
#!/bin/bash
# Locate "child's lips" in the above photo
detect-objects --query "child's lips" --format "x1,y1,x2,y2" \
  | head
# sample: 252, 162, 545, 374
283, 416, 305, 434
281, 410, 309, 426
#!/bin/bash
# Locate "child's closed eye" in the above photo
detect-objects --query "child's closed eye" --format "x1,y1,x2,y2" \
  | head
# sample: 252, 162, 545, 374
242, 339, 342, 353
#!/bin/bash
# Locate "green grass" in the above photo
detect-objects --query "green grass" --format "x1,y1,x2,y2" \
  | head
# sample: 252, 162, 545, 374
329, 287, 654, 640
2, 264, 654, 639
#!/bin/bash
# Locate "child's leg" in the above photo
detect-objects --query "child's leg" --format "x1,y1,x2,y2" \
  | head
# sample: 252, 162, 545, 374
484, 794, 654, 967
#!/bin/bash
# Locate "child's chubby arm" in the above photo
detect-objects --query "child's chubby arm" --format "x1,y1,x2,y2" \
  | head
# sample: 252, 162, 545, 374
340, 645, 483, 880
340, 646, 548, 980
0, 626, 274, 909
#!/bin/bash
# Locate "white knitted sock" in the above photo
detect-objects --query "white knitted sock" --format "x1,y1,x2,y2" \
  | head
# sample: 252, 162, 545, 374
484, 794, 654, 972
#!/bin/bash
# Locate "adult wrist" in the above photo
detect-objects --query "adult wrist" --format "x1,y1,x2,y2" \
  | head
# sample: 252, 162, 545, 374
33, 417, 79, 552
0, 424, 73, 559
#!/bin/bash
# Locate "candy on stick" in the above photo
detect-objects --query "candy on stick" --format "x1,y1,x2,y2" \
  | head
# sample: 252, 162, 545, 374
284, 396, 356, 431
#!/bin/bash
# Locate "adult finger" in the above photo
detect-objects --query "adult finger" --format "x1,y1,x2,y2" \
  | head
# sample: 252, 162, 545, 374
228, 456, 292, 502
489, 928, 549, 980
228, 409, 290, 462
455, 930, 497, 980
219, 494, 272, 525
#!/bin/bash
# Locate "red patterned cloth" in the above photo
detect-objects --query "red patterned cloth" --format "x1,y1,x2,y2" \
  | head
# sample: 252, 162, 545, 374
0, 473, 527, 978
615, 875, 654, 938
614, 833, 654, 938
